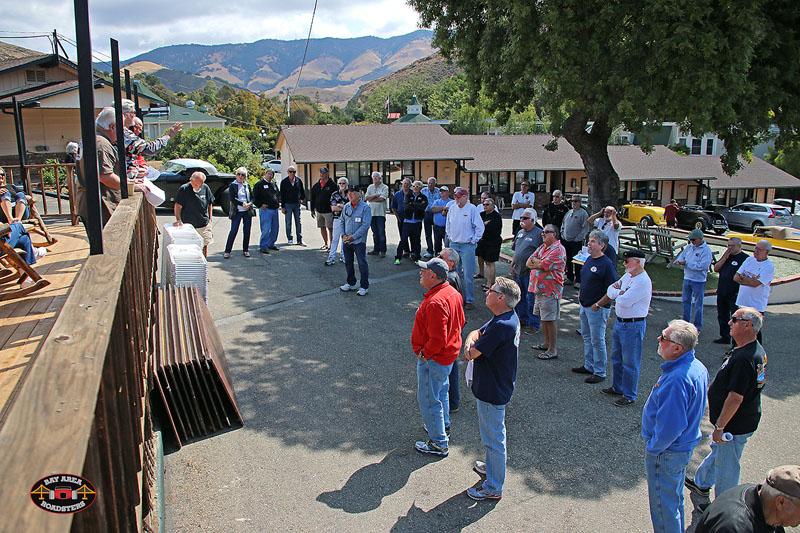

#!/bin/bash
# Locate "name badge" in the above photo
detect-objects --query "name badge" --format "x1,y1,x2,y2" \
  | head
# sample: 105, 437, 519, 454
355, 217, 362, 222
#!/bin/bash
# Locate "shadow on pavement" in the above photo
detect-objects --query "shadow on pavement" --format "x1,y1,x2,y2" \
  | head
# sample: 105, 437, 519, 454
389, 491, 499, 532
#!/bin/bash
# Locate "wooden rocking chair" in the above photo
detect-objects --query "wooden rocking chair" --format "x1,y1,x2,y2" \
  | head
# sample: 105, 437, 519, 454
0, 223, 50, 300
21, 196, 57, 247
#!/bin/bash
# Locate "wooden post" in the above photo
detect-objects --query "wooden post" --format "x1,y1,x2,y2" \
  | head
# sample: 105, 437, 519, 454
111, 39, 128, 200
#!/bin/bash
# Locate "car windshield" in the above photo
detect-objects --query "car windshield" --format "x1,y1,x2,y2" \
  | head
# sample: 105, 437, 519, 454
161, 161, 186, 173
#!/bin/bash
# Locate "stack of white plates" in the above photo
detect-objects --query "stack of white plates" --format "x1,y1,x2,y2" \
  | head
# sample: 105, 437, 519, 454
166, 243, 208, 303
161, 223, 204, 286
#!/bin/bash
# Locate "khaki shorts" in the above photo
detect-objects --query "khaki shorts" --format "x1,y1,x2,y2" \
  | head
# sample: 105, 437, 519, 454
533, 293, 560, 321
195, 224, 214, 247
316, 212, 334, 228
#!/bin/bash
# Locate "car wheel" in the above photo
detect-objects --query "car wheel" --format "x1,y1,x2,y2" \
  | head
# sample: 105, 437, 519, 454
641, 216, 653, 227
217, 188, 231, 216
751, 220, 763, 231
694, 219, 707, 232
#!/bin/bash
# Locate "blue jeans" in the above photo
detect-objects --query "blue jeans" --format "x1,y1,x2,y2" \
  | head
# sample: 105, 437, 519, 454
401, 221, 422, 258
610, 320, 646, 401
580, 305, 610, 376
645, 449, 693, 533
682, 279, 706, 331
224, 210, 251, 253
423, 212, 435, 255
343, 241, 369, 289
3, 222, 36, 265
370, 216, 386, 253
448, 359, 459, 410
417, 358, 452, 447
451, 242, 477, 304
693, 432, 753, 498
476, 399, 507, 495
514, 275, 540, 329
283, 202, 302, 243
258, 208, 279, 249
433, 224, 446, 256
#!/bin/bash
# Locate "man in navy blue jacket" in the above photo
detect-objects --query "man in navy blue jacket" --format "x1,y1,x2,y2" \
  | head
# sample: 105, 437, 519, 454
642, 319, 709, 533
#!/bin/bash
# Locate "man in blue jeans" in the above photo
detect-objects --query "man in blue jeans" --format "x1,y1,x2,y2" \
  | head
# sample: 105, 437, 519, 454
594, 249, 652, 406
511, 208, 542, 334
253, 169, 280, 252
446, 188, 484, 310
338, 186, 371, 296
463, 277, 521, 501
280, 165, 305, 246
573, 230, 617, 383
686, 307, 766, 509
642, 319, 708, 533
676, 228, 713, 331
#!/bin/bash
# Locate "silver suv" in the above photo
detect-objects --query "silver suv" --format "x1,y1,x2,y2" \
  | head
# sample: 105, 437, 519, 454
721, 203, 793, 231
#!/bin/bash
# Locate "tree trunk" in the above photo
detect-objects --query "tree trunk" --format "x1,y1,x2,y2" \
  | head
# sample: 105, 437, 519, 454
561, 112, 620, 215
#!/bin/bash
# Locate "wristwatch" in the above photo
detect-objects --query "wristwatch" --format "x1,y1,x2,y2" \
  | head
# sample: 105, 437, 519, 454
713, 423, 724, 431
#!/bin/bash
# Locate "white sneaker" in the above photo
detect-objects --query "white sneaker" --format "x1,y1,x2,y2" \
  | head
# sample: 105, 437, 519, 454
34, 247, 47, 259
339, 256, 345, 263
357, 287, 368, 296
474, 460, 486, 475
340, 283, 356, 292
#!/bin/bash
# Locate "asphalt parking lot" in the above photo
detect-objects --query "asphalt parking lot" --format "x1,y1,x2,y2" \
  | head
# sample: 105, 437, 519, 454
159, 208, 799, 532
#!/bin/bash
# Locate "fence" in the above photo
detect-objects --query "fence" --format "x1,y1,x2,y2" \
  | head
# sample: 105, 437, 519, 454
3, 163, 78, 224
0, 194, 158, 532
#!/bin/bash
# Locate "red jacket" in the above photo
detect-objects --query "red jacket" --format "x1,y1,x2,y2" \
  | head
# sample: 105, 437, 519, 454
411, 281, 465, 365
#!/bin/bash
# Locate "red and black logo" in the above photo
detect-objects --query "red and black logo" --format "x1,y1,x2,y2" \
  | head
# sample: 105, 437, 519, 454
30, 474, 96, 514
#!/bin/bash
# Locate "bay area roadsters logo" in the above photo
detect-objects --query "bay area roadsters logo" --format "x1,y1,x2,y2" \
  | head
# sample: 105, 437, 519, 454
30, 474, 96, 513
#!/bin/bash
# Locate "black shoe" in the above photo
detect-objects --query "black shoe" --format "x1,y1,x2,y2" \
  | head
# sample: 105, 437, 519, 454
367, 250, 379, 255
712, 337, 731, 345
601, 387, 622, 396
585, 375, 605, 384
449, 406, 459, 413
259, 248, 269, 254
572, 366, 593, 375
613, 398, 634, 407
268, 246, 280, 251
685, 477, 710, 497
575, 329, 582, 335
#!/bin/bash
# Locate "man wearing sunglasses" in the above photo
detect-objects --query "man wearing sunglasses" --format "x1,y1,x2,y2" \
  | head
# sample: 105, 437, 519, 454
686, 307, 767, 511
280, 166, 305, 245
676, 228, 714, 332
642, 319, 709, 533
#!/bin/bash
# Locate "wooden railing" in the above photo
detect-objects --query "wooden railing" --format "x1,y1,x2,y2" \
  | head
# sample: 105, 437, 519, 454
3, 163, 78, 224
0, 194, 158, 532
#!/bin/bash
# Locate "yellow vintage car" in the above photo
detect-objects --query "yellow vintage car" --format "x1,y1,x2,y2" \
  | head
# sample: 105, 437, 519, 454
619, 201, 666, 227
727, 226, 800, 251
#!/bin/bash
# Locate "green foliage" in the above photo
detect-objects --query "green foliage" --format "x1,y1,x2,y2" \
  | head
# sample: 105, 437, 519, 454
316, 106, 353, 125
39, 159, 67, 188
669, 143, 691, 155
766, 144, 800, 178
159, 127, 261, 175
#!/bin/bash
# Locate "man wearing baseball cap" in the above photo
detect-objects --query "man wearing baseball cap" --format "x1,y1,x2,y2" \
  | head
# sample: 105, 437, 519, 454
693, 465, 800, 532
446, 188, 485, 310
411, 257, 465, 457
675, 228, 713, 332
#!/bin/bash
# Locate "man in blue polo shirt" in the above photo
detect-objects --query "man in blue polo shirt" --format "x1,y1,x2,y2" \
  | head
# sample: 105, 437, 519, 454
338, 186, 372, 296
431, 186, 452, 256
573, 230, 618, 383
421, 177, 441, 259
463, 277, 521, 501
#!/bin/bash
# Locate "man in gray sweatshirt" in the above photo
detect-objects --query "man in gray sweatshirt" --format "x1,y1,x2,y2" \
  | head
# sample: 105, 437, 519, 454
561, 197, 588, 288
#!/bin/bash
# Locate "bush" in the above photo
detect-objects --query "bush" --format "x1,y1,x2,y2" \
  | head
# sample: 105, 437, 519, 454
669, 142, 690, 155
159, 126, 261, 175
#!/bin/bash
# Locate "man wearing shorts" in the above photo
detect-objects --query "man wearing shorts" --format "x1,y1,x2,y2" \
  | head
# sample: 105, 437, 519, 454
310, 166, 336, 250
174, 171, 214, 257
526, 224, 566, 360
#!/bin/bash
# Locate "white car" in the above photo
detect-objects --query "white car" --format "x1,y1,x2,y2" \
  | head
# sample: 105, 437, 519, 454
262, 159, 281, 173
773, 198, 800, 228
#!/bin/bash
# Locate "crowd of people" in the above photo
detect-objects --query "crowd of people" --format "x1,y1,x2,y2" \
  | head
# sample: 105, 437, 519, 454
70, 104, 795, 530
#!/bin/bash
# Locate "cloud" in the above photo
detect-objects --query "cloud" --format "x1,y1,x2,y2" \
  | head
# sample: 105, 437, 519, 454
1, 0, 423, 59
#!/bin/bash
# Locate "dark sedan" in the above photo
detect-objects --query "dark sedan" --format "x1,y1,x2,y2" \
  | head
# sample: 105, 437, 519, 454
151, 159, 235, 214
677, 205, 728, 235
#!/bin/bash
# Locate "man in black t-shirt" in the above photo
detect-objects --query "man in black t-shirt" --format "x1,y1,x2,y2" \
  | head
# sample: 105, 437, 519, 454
713, 237, 749, 344
174, 171, 215, 257
693, 465, 800, 532
686, 307, 766, 504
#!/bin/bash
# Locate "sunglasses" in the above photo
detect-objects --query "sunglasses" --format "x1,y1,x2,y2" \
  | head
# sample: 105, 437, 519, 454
730, 316, 751, 323
288, 170, 296, 173
484, 287, 503, 296
236, 173, 246, 176
520, 216, 532, 220
657, 334, 680, 346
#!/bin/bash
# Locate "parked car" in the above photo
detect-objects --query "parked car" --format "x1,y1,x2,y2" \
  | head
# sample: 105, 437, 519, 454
772, 198, 800, 228
619, 201, 727, 234
720, 203, 793, 231
150, 159, 235, 215
262, 159, 281, 173
727, 225, 800, 251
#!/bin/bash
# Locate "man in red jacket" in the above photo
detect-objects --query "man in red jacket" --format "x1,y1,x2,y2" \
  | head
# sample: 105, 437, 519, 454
412, 257, 465, 457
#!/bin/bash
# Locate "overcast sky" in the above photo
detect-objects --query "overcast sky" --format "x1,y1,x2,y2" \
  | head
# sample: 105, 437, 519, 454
1, 0, 424, 61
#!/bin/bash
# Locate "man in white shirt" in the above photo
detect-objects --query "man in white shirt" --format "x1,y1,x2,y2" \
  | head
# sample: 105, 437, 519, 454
365, 171, 390, 257
511, 181, 535, 237
587, 205, 622, 264
676, 229, 714, 332
593, 249, 653, 407
446, 188, 485, 310
734, 239, 774, 344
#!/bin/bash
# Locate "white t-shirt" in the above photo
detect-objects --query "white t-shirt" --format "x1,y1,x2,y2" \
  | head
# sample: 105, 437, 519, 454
735, 256, 774, 311
607, 271, 652, 318
594, 218, 620, 252
511, 191, 535, 220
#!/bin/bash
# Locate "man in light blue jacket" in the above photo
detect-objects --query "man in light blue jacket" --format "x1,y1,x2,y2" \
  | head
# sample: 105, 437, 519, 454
339, 186, 372, 296
676, 229, 713, 331
642, 319, 709, 533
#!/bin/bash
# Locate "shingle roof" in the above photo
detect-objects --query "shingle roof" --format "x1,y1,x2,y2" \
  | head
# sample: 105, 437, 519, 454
685, 154, 800, 189
460, 135, 584, 172
0, 41, 47, 61
279, 124, 474, 163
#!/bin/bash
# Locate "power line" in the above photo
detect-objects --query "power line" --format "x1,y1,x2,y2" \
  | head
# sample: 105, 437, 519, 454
293, 0, 318, 92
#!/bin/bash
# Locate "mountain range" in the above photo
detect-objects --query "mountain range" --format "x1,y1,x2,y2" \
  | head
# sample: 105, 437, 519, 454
118, 30, 435, 107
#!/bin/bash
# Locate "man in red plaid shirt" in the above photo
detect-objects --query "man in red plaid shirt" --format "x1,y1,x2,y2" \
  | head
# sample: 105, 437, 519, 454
526, 224, 567, 360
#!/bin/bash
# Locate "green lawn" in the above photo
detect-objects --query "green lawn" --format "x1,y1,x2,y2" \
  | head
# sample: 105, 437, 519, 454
500, 241, 797, 292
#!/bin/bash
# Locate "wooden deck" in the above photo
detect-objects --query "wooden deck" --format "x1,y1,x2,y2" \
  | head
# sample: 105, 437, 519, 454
0, 219, 89, 425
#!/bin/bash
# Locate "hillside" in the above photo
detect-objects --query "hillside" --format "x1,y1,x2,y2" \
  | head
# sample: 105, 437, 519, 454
349, 52, 463, 108
120, 30, 435, 107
